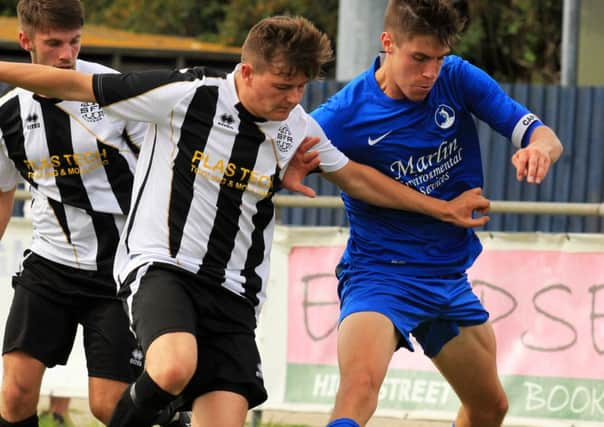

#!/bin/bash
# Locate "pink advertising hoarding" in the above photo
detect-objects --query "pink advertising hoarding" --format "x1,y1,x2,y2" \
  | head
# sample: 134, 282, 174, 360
287, 246, 604, 379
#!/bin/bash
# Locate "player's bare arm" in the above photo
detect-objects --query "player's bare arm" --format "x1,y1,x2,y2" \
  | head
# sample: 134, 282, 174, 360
0, 61, 94, 102
323, 162, 490, 228
0, 187, 16, 238
512, 125, 563, 184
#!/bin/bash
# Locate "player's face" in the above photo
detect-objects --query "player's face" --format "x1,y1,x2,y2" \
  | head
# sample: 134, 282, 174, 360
19, 27, 82, 69
380, 32, 450, 101
241, 63, 308, 121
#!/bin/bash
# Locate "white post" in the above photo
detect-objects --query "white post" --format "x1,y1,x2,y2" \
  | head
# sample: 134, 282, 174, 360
336, 0, 388, 82
561, 0, 581, 86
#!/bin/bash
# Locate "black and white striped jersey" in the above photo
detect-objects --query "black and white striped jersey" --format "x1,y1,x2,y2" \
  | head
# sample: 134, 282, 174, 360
92, 65, 348, 312
0, 59, 147, 279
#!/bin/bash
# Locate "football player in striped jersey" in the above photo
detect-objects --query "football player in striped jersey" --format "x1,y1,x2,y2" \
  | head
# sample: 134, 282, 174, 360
0, 1, 147, 426
0, 14, 493, 427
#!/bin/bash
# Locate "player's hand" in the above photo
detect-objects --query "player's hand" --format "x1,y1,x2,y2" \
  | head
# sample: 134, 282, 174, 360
443, 187, 490, 228
511, 126, 562, 184
511, 140, 554, 184
281, 136, 321, 198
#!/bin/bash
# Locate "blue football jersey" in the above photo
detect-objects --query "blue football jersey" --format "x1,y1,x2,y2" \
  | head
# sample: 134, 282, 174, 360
311, 55, 542, 276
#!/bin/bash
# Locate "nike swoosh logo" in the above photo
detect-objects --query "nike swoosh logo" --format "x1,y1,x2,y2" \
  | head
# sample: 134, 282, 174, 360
368, 130, 393, 146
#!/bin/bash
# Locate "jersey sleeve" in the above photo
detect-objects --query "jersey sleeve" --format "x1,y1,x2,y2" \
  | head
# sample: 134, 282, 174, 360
278, 107, 348, 180
123, 120, 148, 153
92, 68, 202, 125
456, 58, 543, 148
305, 114, 349, 173
310, 97, 345, 149
0, 141, 19, 191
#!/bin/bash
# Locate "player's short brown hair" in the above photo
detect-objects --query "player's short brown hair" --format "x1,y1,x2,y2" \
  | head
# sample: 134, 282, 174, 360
17, 0, 84, 35
241, 15, 334, 79
384, 0, 466, 47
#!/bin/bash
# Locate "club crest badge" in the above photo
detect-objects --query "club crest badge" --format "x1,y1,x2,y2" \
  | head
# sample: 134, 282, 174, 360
275, 125, 294, 152
434, 104, 455, 129
80, 102, 105, 123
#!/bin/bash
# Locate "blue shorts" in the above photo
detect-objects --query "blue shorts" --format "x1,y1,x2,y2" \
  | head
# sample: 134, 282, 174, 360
336, 263, 489, 358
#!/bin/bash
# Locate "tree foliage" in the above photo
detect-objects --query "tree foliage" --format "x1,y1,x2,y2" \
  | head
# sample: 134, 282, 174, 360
81, 0, 227, 41
218, 0, 338, 46
1, 0, 562, 83
455, 0, 562, 83
0, 0, 18, 15
81, 0, 338, 47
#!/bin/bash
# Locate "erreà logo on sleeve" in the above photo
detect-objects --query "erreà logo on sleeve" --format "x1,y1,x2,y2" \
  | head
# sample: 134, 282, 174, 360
25, 113, 40, 130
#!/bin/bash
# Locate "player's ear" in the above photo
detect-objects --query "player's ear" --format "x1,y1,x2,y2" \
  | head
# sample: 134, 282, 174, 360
18, 31, 33, 52
240, 63, 254, 82
381, 31, 394, 54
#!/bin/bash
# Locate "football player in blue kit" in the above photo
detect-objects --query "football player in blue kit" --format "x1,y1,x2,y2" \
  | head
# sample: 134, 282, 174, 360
311, 1, 563, 427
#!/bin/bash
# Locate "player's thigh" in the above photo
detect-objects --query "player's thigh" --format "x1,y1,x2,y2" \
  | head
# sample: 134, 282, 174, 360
2, 351, 45, 395
337, 311, 398, 381
127, 264, 197, 354
431, 322, 505, 405
79, 298, 142, 383
3, 284, 78, 368
191, 390, 248, 427
180, 287, 268, 411
127, 265, 198, 377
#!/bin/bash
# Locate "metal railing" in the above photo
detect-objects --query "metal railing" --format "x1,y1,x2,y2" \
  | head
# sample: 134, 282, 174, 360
272, 195, 604, 216
14, 190, 604, 216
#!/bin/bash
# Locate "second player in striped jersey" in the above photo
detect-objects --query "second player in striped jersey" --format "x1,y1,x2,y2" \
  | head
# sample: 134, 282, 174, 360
0, 1, 146, 426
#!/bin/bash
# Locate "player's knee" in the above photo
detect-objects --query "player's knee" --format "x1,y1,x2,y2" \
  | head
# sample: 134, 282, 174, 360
338, 372, 380, 410
148, 358, 196, 394
1, 381, 38, 418
89, 397, 114, 425
467, 392, 508, 426
490, 392, 509, 422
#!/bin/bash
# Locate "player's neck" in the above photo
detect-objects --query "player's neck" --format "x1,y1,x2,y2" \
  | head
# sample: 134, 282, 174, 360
234, 71, 251, 111
375, 66, 405, 100
234, 70, 263, 120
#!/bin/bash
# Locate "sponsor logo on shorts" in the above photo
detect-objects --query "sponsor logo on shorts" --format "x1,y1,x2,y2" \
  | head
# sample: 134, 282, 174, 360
256, 363, 264, 379
130, 348, 144, 367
